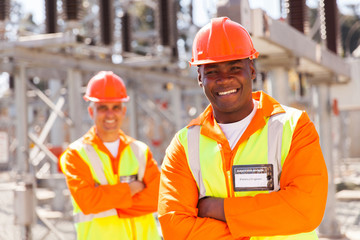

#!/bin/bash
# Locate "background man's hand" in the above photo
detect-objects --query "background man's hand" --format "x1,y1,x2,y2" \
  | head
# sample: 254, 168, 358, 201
128, 180, 145, 196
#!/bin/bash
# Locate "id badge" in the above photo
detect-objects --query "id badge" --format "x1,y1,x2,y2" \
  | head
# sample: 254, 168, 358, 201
232, 164, 274, 191
120, 174, 138, 183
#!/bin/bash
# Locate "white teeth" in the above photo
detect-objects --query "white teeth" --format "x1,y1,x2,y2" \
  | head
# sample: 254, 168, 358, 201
218, 89, 237, 96
105, 120, 115, 123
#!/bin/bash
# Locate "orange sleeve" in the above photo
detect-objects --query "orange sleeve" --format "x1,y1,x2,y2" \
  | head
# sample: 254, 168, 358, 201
158, 136, 248, 240
225, 112, 328, 238
61, 149, 133, 214
117, 149, 160, 217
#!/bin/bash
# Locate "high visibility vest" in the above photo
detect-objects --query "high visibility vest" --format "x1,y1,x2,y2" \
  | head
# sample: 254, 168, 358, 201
181, 106, 318, 240
63, 139, 160, 240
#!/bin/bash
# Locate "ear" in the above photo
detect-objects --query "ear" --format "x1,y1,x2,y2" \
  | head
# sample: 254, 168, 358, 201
122, 105, 127, 115
249, 60, 256, 80
88, 106, 94, 119
197, 67, 203, 87
250, 60, 256, 80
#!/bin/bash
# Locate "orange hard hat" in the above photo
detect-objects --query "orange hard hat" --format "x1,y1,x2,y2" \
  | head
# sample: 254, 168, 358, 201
190, 17, 259, 66
83, 71, 130, 102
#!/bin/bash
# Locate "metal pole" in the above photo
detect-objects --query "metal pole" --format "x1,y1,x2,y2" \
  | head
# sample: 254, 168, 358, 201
67, 69, 84, 142
14, 63, 35, 240
171, 83, 183, 130
266, 67, 290, 104
15, 63, 29, 173
314, 84, 343, 238
127, 88, 138, 139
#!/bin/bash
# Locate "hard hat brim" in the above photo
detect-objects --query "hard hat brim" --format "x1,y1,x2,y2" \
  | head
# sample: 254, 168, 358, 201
189, 51, 259, 66
83, 95, 130, 102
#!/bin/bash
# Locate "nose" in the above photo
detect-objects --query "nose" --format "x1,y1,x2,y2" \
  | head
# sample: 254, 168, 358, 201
217, 72, 234, 83
105, 109, 116, 117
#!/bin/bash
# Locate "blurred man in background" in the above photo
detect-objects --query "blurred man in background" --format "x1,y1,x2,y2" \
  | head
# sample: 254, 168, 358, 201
60, 71, 161, 240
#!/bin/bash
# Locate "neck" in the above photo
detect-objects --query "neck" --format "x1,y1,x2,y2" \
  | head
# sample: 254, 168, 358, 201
96, 130, 119, 142
214, 100, 254, 124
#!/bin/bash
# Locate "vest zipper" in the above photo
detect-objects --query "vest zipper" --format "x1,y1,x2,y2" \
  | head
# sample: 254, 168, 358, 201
226, 170, 233, 197
218, 144, 231, 197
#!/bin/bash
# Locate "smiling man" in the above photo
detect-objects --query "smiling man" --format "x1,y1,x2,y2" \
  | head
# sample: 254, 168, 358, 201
60, 71, 161, 240
158, 17, 328, 240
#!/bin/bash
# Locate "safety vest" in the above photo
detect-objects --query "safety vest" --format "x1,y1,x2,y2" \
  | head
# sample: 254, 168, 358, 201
181, 105, 318, 240
64, 139, 160, 240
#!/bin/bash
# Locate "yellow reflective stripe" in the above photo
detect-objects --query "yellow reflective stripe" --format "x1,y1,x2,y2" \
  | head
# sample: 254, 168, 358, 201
75, 213, 161, 239
73, 209, 118, 223
83, 144, 109, 185
129, 141, 147, 181
201, 136, 228, 198
187, 125, 206, 198
119, 146, 139, 180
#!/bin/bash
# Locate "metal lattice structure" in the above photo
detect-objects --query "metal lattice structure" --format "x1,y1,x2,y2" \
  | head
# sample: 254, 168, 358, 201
0, 0, 356, 239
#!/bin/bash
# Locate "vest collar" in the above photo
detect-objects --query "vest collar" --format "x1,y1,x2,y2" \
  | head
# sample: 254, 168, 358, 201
82, 126, 133, 151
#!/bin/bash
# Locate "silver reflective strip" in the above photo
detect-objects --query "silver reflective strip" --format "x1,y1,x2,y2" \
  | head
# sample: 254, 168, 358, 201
267, 113, 285, 192
79, 144, 117, 224
130, 141, 146, 181
83, 144, 109, 185
187, 125, 207, 199
73, 209, 118, 223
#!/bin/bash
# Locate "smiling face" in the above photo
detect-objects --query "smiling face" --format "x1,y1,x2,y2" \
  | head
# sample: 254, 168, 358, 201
197, 59, 256, 123
88, 102, 126, 142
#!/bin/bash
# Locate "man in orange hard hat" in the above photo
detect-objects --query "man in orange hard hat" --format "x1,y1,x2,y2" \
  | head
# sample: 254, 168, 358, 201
158, 17, 328, 239
60, 71, 161, 240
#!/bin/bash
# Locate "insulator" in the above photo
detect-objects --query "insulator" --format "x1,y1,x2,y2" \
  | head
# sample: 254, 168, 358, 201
320, 0, 338, 53
158, 0, 169, 46
45, 0, 57, 33
99, 0, 114, 45
157, 0, 179, 59
287, 0, 306, 33
62, 0, 83, 21
170, 0, 179, 59
298, 73, 305, 97
9, 75, 14, 90
121, 12, 131, 52
0, 0, 10, 21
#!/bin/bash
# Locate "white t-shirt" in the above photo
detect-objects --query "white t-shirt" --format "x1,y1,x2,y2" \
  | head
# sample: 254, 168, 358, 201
218, 100, 258, 150
103, 138, 120, 158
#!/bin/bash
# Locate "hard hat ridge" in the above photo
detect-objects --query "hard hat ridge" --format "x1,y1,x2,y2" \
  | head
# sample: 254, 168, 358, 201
190, 16, 259, 66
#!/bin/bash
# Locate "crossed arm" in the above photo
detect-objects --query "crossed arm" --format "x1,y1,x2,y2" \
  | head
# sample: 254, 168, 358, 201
61, 147, 160, 216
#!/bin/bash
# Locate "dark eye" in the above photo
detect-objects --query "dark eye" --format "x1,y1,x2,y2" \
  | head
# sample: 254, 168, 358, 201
204, 70, 216, 76
231, 66, 242, 71
97, 105, 108, 112
113, 105, 122, 111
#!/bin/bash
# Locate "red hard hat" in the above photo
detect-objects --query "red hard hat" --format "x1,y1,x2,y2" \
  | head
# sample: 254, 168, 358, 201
83, 71, 130, 102
190, 17, 259, 66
